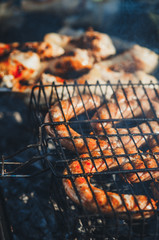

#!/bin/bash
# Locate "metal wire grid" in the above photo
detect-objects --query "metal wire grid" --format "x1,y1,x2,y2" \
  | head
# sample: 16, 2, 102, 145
49, 172, 159, 238
0, 141, 50, 178
49, 174, 159, 240
30, 81, 159, 239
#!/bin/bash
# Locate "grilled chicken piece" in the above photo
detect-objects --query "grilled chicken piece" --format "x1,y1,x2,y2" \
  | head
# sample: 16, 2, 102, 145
0, 50, 46, 89
66, 29, 116, 61
48, 48, 94, 77
76, 66, 158, 99
0, 41, 65, 60
44, 32, 71, 49
13, 73, 74, 105
97, 45, 158, 74
21, 42, 65, 60
44, 29, 116, 62
39, 73, 75, 102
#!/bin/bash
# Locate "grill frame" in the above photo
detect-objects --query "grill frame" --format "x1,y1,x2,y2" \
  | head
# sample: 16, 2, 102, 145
0, 136, 49, 178
29, 81, 159, 239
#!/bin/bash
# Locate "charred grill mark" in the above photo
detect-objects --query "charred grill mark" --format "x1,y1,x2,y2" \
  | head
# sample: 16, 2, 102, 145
19, 79, 30, 86
55, 62, 62, 69
70, 35, 100, 50
65, 51, 76, 57
109, 63, 137, 73
55, 60, 85, 72
21, 42, 40, 52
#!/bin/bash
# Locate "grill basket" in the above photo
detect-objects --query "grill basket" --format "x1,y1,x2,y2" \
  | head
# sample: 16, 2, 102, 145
29, 81, 159, 239
0, 142, 48, 178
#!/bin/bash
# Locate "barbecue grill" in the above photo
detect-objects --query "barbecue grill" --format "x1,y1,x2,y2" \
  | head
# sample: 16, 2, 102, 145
29, 81, 159, 239
1, 1, 159, 239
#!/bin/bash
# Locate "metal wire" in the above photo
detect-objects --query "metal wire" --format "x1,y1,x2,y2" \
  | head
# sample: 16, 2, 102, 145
30, 81, 159, 239
0, 142, 49, 178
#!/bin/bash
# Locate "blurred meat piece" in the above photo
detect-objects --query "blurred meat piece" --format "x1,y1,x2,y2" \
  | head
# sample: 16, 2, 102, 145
48, 48, 94, 78
0, 50, 46, 89
66, 29, 116, 61
76, 67, 158, 99
44, 33, 71, 49
44, 29, 116, 62
0, 41, 65, 60
98, 45, 158, 74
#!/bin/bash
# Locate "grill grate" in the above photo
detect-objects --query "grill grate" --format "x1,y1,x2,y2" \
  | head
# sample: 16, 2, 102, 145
0, 142, 49, 178
30, 81, 159, 239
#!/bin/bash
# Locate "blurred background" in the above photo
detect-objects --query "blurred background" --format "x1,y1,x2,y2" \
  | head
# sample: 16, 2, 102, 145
0, 0, 159, 48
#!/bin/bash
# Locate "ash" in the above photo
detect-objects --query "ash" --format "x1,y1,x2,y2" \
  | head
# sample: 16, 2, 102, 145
0, 94, 61, 240
2, 175, 59, 240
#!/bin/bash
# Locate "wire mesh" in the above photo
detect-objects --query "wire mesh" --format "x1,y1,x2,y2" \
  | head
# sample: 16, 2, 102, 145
0, 141, 50, 178
30, 81, 159, 239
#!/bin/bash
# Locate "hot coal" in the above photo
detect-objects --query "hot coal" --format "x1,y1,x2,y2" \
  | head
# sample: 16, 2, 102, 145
0, 93, 61, 240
